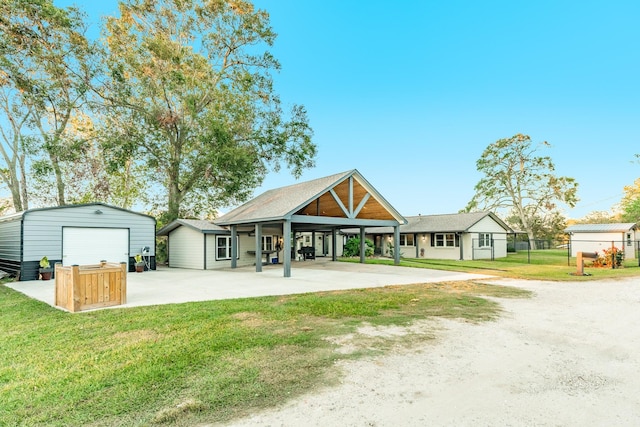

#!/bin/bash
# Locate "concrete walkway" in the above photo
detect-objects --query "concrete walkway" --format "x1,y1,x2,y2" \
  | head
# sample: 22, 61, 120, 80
6, 259, 493, 311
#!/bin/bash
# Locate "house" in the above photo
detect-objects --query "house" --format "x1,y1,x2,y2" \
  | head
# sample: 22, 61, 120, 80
565, 223, 637, 259
346, 212, 512, 260
0, 203, 156, 280
160, 170, 406, 276
156, 219, 285, 269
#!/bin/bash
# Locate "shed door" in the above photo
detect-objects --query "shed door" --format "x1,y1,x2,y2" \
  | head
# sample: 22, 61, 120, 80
62, 228, 129, 266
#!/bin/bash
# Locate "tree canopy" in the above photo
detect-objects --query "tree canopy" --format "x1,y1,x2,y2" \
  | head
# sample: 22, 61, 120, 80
100, 0, 315, 221
464, 134, 578, 249
0, 0, 315, 220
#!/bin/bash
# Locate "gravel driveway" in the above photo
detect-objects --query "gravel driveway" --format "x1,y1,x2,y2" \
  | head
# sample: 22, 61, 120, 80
220, 277, 640, 426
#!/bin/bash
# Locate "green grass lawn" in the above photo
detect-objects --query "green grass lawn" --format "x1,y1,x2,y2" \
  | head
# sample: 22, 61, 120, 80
0, 280, 529, 426
343, 250, 640, 281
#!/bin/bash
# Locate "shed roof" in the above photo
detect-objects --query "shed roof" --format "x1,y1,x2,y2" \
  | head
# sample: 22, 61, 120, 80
215, 169, 405, 227
565, 223, 637, 233
157, 218, 228, 236
345, 211, 511, 234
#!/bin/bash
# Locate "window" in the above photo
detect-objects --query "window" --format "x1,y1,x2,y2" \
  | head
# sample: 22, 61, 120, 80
263, 235, 274, 251
399, 234, 414, 246
432, 233, 459, 247
479, 233, 492, 247
216, 236, 239, 260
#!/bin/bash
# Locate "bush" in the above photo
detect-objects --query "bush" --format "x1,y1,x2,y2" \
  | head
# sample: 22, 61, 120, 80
343, 237, 374, 257
590, 247, 624, 268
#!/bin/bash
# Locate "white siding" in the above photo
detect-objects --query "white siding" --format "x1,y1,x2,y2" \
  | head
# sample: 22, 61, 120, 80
461, 233, 473, 260
570, 231, 634, 259
22, 205, 155, 262
467, 216, 509, 260
467, 216, 508, 234
168, 226, 204, 269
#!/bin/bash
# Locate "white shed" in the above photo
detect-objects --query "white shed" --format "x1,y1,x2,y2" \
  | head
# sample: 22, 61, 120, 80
0, 203, 156, 280
565, 223, 637, 259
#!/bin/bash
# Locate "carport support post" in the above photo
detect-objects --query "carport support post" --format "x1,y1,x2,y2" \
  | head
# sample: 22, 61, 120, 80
283, 220, 291, 277
331, 227, 337, 261
255, 224, 263, 272
359, 227, 366, 263
394, 226, 400, 265
230, 226, 237, 269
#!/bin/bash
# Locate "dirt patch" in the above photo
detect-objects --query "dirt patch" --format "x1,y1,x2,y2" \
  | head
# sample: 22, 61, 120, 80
219, 277, 640, 426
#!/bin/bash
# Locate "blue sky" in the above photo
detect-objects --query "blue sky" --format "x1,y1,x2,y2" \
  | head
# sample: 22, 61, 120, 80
57, 0, 640, 219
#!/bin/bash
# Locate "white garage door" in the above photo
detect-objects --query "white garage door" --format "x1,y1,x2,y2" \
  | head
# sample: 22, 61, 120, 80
62, 228, 129, 266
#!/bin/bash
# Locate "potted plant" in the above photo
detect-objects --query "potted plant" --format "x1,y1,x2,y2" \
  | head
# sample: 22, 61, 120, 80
134, 254, 145, 273
39, 256, 53, 280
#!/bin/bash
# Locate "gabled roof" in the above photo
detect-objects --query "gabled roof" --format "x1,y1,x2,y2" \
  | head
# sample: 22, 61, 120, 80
215, 169, 406, 226
157, 218, 228, 236
346, 211, 511, 234
565, 223, 637, 233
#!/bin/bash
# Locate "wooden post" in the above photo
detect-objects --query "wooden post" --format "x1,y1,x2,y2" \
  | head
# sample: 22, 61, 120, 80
576, 252, 584, 276
54, 263, 61, 307
120, 262, 127, 304
71, 265, 81, 313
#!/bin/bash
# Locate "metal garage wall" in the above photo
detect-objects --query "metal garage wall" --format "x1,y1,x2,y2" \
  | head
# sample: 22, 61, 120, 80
0, 214, 23, 276
23, 204, 155, 262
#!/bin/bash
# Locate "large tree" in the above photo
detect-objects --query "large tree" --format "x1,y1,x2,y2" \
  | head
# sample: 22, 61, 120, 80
101, 0, 316, 221
0, 0, 99, 207
465, 134, 578, 249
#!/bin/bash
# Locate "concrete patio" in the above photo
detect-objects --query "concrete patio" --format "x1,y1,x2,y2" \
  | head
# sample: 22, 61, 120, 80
6, 259, 494, 311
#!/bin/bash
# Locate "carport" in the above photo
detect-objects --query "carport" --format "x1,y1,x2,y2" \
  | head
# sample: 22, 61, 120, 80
214, 169, 406, 277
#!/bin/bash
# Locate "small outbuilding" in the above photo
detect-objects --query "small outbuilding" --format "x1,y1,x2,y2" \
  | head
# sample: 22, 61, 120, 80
0, 203, 156, 280
565, 223, 638, 259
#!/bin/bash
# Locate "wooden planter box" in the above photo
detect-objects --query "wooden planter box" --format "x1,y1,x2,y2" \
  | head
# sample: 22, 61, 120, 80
55, 262, 127, 312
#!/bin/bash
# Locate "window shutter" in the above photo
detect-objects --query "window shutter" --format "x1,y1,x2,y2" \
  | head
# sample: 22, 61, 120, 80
455, 234, 460, 247
430, 234, 435, 247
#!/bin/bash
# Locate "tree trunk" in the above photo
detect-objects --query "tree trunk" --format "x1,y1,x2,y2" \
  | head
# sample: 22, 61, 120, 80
19, 151, 28, 210
167, 172, 182, 223
49, 152, 66, 206
526, 229, 537, 250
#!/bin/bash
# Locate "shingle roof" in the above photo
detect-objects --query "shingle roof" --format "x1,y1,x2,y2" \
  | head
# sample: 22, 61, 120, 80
156, 218, 228, 236
345, 212, 511, 234
565, 223, 637, 233
215, 169, 405, 225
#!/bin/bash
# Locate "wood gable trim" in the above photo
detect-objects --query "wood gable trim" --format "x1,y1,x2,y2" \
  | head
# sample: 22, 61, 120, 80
295, 174, 396, 221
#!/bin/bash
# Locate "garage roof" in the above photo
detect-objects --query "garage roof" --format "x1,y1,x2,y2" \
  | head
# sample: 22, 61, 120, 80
565, 223, 637, 233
